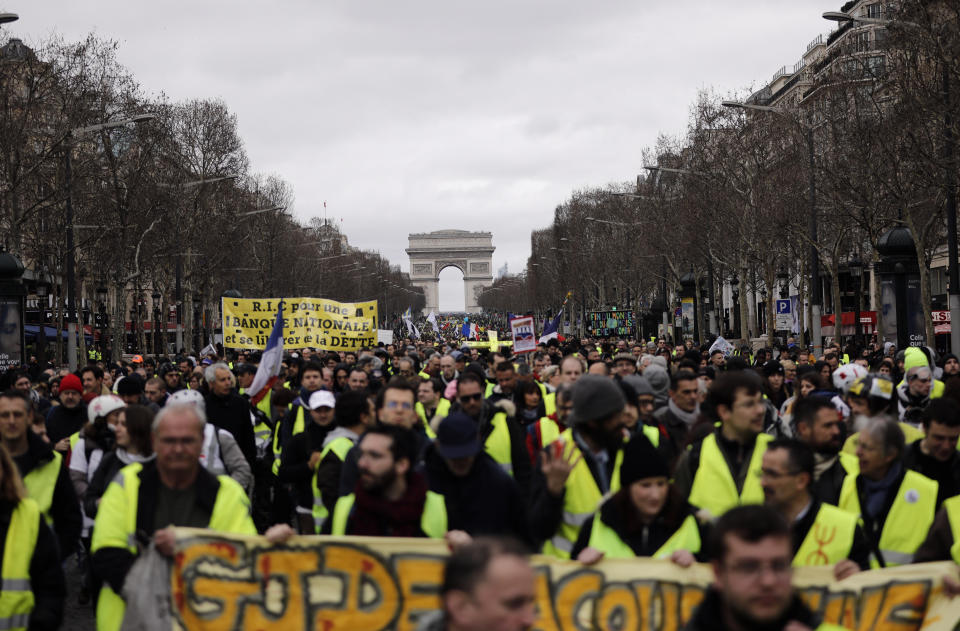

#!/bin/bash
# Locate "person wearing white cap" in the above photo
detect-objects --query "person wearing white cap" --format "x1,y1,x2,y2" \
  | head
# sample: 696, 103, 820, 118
278, 388, 337, 533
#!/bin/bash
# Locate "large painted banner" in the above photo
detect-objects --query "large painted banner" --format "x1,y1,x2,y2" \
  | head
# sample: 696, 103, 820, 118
220, 297, 378, 350
125, 530, 960, 631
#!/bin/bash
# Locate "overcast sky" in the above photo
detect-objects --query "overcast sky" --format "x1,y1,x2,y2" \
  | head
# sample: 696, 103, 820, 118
20, 1, 838, 311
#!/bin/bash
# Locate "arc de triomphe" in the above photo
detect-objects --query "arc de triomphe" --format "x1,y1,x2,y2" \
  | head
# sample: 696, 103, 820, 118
406, 230, 495, 314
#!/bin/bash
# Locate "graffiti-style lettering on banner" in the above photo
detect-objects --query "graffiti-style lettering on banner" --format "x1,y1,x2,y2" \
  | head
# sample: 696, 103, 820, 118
220, 297, 378, 350
153, 531, 960, 631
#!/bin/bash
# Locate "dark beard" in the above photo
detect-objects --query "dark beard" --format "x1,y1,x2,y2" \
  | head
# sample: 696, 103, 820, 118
360, 467, 397, 495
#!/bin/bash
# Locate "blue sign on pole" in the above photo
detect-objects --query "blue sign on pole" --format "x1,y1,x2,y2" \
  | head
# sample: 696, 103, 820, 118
775, 299, 792, 330
776, 299, 791, 315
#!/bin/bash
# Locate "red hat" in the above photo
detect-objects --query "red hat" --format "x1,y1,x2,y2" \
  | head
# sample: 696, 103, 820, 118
60, 374, 83, 393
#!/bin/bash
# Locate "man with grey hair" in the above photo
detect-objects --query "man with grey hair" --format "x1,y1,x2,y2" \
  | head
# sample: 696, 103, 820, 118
439, 353, 459, 386
91, 403, 257, 631
837, 417, 939, 567
897, 364, 934, 422
203, 361, 257, 467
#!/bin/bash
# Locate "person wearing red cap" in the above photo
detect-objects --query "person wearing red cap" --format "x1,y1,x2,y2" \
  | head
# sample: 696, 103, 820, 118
45, 373, 87, 454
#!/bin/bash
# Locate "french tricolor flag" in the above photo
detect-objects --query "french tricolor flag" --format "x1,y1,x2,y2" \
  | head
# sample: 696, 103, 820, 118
248, 300, 284, 405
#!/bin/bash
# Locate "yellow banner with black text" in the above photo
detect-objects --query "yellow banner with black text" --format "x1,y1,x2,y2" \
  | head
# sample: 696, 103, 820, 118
161, 530, 960, 631
220, 297, 378, 350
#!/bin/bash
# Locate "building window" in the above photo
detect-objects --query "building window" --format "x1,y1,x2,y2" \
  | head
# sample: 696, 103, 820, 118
864, 3, 882, 19
931, 266, 947, 296
853, 31, 871, 53
866, 55, 886, 76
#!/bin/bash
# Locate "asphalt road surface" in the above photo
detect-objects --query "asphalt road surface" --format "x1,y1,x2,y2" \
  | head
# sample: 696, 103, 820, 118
63, 555, 96, 631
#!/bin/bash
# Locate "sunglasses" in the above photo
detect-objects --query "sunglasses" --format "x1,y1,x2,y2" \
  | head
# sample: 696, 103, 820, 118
459, 392, 483, 402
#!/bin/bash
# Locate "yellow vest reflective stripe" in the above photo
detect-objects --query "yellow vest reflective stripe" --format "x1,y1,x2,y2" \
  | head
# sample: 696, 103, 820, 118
310, 437, 355, 533
538, 418, 560, 446
271, 406, 307, 475
541, 429, 624, 559
587, 509, 700, 560
330, 491, 447, 538
92, 463, 256, 631
688, 433, 771, 519
793, 503, 857, 567
0, 498, 39, 631
22, 451, 62, 525
838, 469, 938, 568
484, 412, 513, 476
944, 495, 960, 564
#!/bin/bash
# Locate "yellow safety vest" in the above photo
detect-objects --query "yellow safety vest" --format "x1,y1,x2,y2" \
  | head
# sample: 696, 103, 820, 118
0, 498, 39, 631
484, 412, 513, 476
91, 463, 257, 631
22, 451, 62, 525
944, 495, 960, 563
541, 428, 624, 559
640, 424, 660, 448
415, 399, 450, 439
310, 437, 356, 534
330, 491, 447, 538
587, 509, 701, 560
418, 370, 430, 380
539, 386, 557, 417
538, 417, 561, 447
484, 382, 495, 398
688, 433, 772, 519
837, 469, 938, 568
271, 405, 307, 475
240, 387, 273, 420
793, 503, 857, 567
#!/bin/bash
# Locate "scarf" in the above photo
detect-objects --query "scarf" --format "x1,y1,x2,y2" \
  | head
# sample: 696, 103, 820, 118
863, 461, 902, 519
667, 398, 699, 427
813, 452, 838, 481
349, 473, 429, 537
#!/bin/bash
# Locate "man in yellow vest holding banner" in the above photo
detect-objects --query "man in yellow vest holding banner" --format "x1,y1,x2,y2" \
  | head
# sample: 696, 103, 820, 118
673, 371, 771, 521
760, 438, 869, 579
837, 417, 938, 568
528, 374, 628, 559
91, 402, 256, 631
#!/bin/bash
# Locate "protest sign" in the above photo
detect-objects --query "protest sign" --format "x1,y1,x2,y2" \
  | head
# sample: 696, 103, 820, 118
220, 297, 377, 350
510, 315, 537, 353
586, 310, 636, 337
153, 530, 960, 631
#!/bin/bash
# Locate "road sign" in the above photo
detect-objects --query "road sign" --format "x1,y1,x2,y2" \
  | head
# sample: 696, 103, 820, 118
775, 299, 792, 330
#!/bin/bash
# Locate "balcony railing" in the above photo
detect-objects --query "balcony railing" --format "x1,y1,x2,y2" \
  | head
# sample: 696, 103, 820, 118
806, 34, 825, 51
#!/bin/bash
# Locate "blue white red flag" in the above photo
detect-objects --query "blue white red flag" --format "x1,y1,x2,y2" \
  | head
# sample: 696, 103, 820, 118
247, 300, 284, 404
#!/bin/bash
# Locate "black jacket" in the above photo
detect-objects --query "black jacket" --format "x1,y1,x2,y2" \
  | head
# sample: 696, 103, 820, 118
903, 440, 960, 507
91, 461, 222, 595
0, 499, 66, 631
44, 402, 87, 444
811, 455, 849, 506
12, 431, 82, 558
423, 443, 533, 548
684, 587, 822, 631
277, 421, 331, 508
204, 391, 256, 466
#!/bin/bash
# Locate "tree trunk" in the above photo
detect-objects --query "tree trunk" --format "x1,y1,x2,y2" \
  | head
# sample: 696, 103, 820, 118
184, 291, 194, 355
112, 279, 125, 362
78, 283, 87, 366
694, 274, 705, 345
739, 262, 750, 343
764, 263, 776, 345
830, 265, 843, 347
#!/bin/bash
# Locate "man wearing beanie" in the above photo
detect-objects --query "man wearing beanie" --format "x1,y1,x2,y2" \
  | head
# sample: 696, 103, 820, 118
45, 372, 88, 451
528, 375, 629, 558
571, 434, 707, 563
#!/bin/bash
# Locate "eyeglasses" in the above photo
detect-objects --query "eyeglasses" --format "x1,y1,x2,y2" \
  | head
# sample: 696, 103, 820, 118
757, 468, 801, 480
459, 392, 483, 402
726, 558, 792, 580
386, 401, 413, 410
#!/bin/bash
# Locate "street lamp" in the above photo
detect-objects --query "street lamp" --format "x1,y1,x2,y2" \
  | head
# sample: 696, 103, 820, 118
849, 256, 864, 346
823, 10, 959, 356
65, 113, 156, 370
722, 100, 822, 356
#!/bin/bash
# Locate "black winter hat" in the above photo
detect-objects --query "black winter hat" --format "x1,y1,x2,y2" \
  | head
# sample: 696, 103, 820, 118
568, 375, 625, 426
620, 433, 669, 485
116, 374, 144, 395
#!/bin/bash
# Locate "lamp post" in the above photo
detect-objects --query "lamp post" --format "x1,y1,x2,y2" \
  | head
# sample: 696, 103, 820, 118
721, 100, 821, 356
824, 9, 959, 355
64, 113, 155, 370
848, 256, 864, 347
